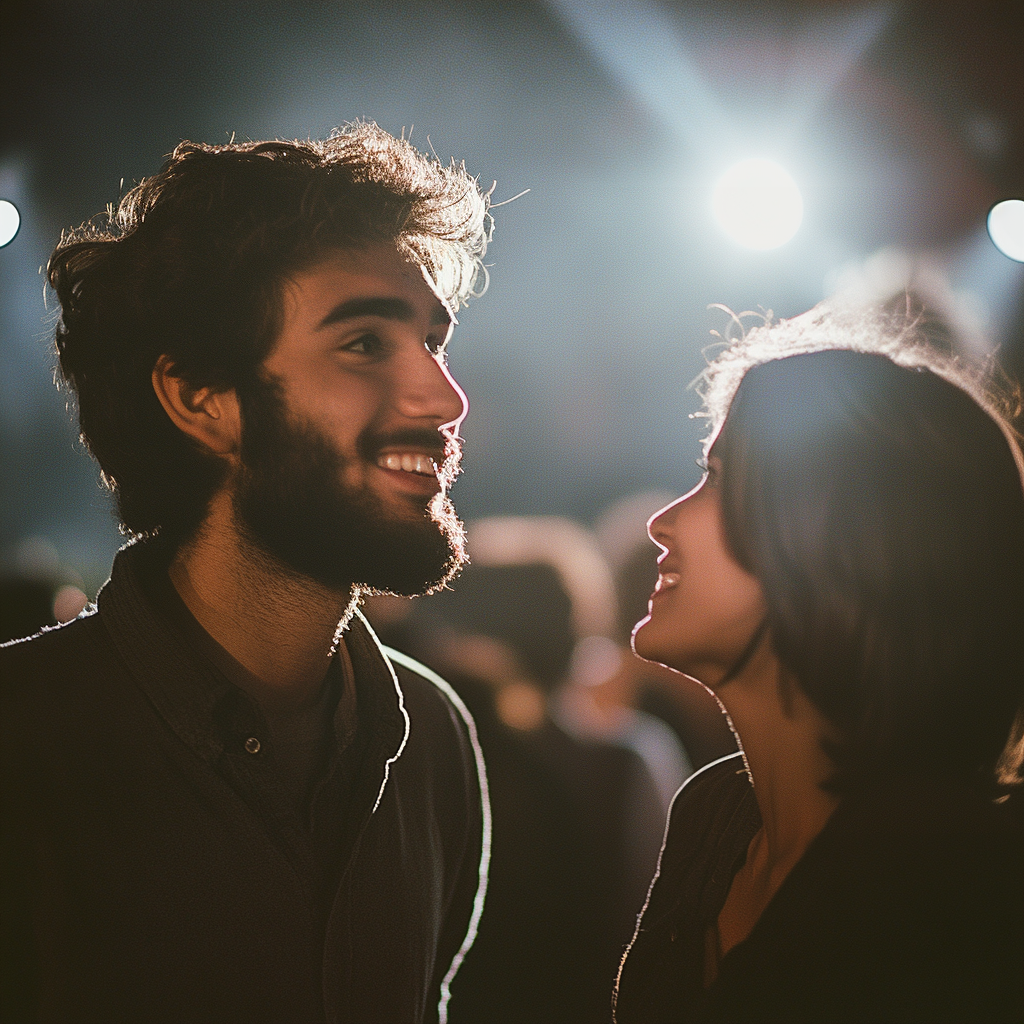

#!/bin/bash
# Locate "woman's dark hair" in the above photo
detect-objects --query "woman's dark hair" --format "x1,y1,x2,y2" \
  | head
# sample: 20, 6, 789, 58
47, 123, 492, 544
700, 305, 1024, 792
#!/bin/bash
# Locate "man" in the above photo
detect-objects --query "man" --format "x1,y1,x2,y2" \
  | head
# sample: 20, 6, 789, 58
1, 124, 491, 1024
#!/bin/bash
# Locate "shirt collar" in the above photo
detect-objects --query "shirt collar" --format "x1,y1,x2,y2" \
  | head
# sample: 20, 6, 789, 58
97, 537, 408, 775
344, 608, 410, 811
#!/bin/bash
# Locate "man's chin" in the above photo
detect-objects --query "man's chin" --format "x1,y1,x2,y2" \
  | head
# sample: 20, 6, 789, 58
429, 491, 466, 556
359, 494, 467, 597
316, 492, 467, 597
354, 545, 465, 598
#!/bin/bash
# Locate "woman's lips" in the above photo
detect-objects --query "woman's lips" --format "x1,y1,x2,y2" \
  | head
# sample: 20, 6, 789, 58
651, 571, 680, 600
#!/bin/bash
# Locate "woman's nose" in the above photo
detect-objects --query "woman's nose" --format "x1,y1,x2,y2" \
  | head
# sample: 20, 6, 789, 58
648, 496, 684, 546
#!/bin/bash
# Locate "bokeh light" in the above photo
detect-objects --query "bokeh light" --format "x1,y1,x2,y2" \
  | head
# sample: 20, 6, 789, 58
53, 585, 88, 623
987, 199, 1024, 262
711, 158, 804, 250
0, 199, 20, 247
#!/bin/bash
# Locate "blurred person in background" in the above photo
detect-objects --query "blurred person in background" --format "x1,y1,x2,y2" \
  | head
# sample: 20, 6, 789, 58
592, 492, 737, 778
366, 516, 665, 1024
550, 507, 693, 811
0, 575, 89, 644
614, 305, 1024, 1024
0, 537, 90, 644
1, 124, 492, 1024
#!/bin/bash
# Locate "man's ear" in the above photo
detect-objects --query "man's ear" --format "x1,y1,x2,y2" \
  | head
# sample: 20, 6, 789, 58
151, 354, 242, 459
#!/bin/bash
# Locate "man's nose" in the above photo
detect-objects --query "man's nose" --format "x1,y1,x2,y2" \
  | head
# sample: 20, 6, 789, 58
395, 346, 468, 431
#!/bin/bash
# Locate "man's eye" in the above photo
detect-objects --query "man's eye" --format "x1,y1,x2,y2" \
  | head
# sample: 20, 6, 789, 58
343, 333, 382, 355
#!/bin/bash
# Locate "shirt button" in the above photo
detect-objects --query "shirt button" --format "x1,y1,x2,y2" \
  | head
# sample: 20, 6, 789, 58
244, 737, 261, 754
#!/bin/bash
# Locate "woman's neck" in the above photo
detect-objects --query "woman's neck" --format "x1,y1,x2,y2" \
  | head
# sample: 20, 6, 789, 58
726, 675, 838, 864
711, 645, 839, 957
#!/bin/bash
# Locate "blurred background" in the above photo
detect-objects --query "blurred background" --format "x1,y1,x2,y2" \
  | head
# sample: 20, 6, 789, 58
2, 1, 1022, 605
3, 4, 1022, 1020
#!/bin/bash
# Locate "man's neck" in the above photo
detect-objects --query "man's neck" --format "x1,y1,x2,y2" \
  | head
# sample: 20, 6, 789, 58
168, 496, 357, 713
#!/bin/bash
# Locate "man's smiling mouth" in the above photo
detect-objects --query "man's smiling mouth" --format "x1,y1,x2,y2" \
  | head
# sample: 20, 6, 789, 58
376, 452, 438, 477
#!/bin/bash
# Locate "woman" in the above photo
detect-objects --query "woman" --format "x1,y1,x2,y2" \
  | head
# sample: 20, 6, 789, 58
613, 305, 1024, 1024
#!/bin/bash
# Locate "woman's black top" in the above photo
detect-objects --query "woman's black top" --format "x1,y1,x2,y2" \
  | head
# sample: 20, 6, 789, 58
614, 752, 1023, 1024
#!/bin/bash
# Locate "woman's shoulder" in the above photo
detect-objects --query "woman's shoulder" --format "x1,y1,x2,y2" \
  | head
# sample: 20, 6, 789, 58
674, 751, 751, 802
665, 753, 755, 844
832, 775, 1024, 914
727, 777, 1024, 1023
614, 753, 759, 1023
652, 753, 758, 904
835, 774, 1023, 864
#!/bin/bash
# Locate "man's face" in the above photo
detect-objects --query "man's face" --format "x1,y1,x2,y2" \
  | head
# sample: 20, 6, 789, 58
232, 243, 469, 595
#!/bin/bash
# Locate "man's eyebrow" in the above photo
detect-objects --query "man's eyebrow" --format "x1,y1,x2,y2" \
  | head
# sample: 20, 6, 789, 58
317, 296, 452, 329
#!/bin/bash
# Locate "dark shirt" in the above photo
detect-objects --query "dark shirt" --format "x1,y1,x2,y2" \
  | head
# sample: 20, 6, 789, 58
1, 538, 487, 1024
615, 752, 1024, 1024
144, 559, 358, 812
139, 554, 363, 912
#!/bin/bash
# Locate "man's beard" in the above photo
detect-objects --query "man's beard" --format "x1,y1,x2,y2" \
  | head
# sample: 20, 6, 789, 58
232, 375, 467, 596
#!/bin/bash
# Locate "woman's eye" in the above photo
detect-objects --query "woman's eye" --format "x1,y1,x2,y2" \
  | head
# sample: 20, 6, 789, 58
695, 455, 721, 487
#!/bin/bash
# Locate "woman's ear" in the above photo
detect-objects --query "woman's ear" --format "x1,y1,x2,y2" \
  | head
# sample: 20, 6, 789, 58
151, 354, 242, 459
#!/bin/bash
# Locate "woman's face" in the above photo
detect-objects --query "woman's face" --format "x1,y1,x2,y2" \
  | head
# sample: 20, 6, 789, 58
632, 454, 767, 686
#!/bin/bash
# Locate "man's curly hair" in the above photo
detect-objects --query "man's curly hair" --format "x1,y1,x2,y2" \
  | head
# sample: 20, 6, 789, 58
48, 122, 493, 544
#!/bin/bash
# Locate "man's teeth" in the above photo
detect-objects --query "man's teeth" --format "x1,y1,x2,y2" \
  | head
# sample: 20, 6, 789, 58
377, 452, 437, 476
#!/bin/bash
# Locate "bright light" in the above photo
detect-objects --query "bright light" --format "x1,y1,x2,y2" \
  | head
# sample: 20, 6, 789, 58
987, 199, 1024, 263
712, 158, 803, 250
0, 199, 20, 248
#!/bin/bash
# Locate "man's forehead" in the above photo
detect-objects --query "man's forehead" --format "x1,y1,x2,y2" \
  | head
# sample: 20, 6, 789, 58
283, 244, 454, 327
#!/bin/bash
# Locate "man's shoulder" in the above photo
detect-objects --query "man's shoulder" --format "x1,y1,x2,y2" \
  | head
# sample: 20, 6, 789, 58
0, 608, 141, 752
1, 610, 127, 775
1, 608, 112, 695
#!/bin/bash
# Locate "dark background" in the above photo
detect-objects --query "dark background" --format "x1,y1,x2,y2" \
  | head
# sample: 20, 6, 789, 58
2, 0, 1022, 595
